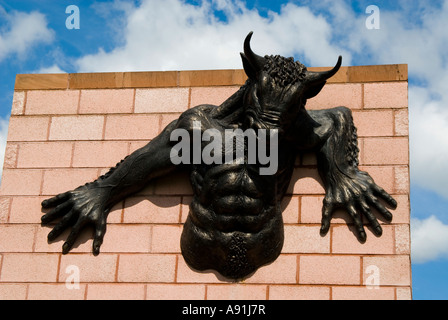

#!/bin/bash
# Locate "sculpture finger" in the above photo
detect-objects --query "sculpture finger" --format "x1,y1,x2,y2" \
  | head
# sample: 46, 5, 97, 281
367, 195, 393, 222
47, 209, 76, 241
320, 201, 334, 236
41, 201, 73, 224
373, 200, 393, 222
373, 185, 397, 209
41, 192, 71, 209
62, 219, 88, 254
347, 205, 366, 242
93, 220, 107, 256
358, 201, 382, 236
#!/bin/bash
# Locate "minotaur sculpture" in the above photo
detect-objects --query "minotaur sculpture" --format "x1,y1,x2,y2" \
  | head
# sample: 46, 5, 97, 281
41, 32, 397, 280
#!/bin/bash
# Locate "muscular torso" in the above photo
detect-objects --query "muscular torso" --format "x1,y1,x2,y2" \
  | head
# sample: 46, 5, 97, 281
190, 162, 277, 233
176, 105, 298, 279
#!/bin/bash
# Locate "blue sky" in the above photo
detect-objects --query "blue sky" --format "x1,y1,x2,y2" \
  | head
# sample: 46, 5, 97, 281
1, 0, 448, 300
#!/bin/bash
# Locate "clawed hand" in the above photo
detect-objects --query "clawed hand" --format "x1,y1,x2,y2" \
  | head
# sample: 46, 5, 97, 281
41, 183, 110, 255
320, 170, 397, 242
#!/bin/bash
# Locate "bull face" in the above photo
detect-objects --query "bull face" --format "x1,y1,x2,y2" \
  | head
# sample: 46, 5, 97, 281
240, 32, 342, 131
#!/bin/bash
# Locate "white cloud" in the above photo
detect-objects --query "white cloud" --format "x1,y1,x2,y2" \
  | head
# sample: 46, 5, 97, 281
0, 9, 54, 62
353, 4, 448, 81
412, 216, 448, 264
35, 64, 66, 74
75, 0, 350, 73
409, 87, 448, 198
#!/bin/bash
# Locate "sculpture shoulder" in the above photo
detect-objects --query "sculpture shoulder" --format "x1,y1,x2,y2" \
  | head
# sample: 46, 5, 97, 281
307, 106, 353, 138
308, 106, 353, 120
290, 106, 352, 151
175, 104, 218, 131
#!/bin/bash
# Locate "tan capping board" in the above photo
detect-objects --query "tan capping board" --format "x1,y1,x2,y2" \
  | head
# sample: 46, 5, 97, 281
15, 64, 407, 90
14, 73, 69, 90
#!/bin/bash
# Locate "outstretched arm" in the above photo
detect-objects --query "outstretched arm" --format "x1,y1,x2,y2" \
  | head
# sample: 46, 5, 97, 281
310, 107, 397, 241
41, 121, 179, 255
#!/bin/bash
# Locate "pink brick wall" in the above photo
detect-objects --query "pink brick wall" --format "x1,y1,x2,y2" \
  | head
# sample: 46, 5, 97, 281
0, 68, 411, 300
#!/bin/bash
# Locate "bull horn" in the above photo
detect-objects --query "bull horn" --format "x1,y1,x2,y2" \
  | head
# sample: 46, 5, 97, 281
305, 55, 342, 83
243, 31, 267, 72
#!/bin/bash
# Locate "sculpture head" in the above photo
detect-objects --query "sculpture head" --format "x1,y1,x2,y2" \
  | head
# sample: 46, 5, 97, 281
240, 32, 342, 131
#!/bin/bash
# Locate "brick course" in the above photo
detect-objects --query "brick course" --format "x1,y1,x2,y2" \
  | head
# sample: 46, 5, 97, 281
0, 65, 411, 299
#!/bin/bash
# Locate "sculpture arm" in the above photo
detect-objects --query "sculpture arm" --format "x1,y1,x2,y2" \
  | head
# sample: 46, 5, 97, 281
41, 121, 179, 255
310, 107, 397, 241
94, 121, 178, 204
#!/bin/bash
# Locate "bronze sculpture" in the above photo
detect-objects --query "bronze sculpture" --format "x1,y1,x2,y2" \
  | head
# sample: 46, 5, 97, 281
41, 32, 397, 280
